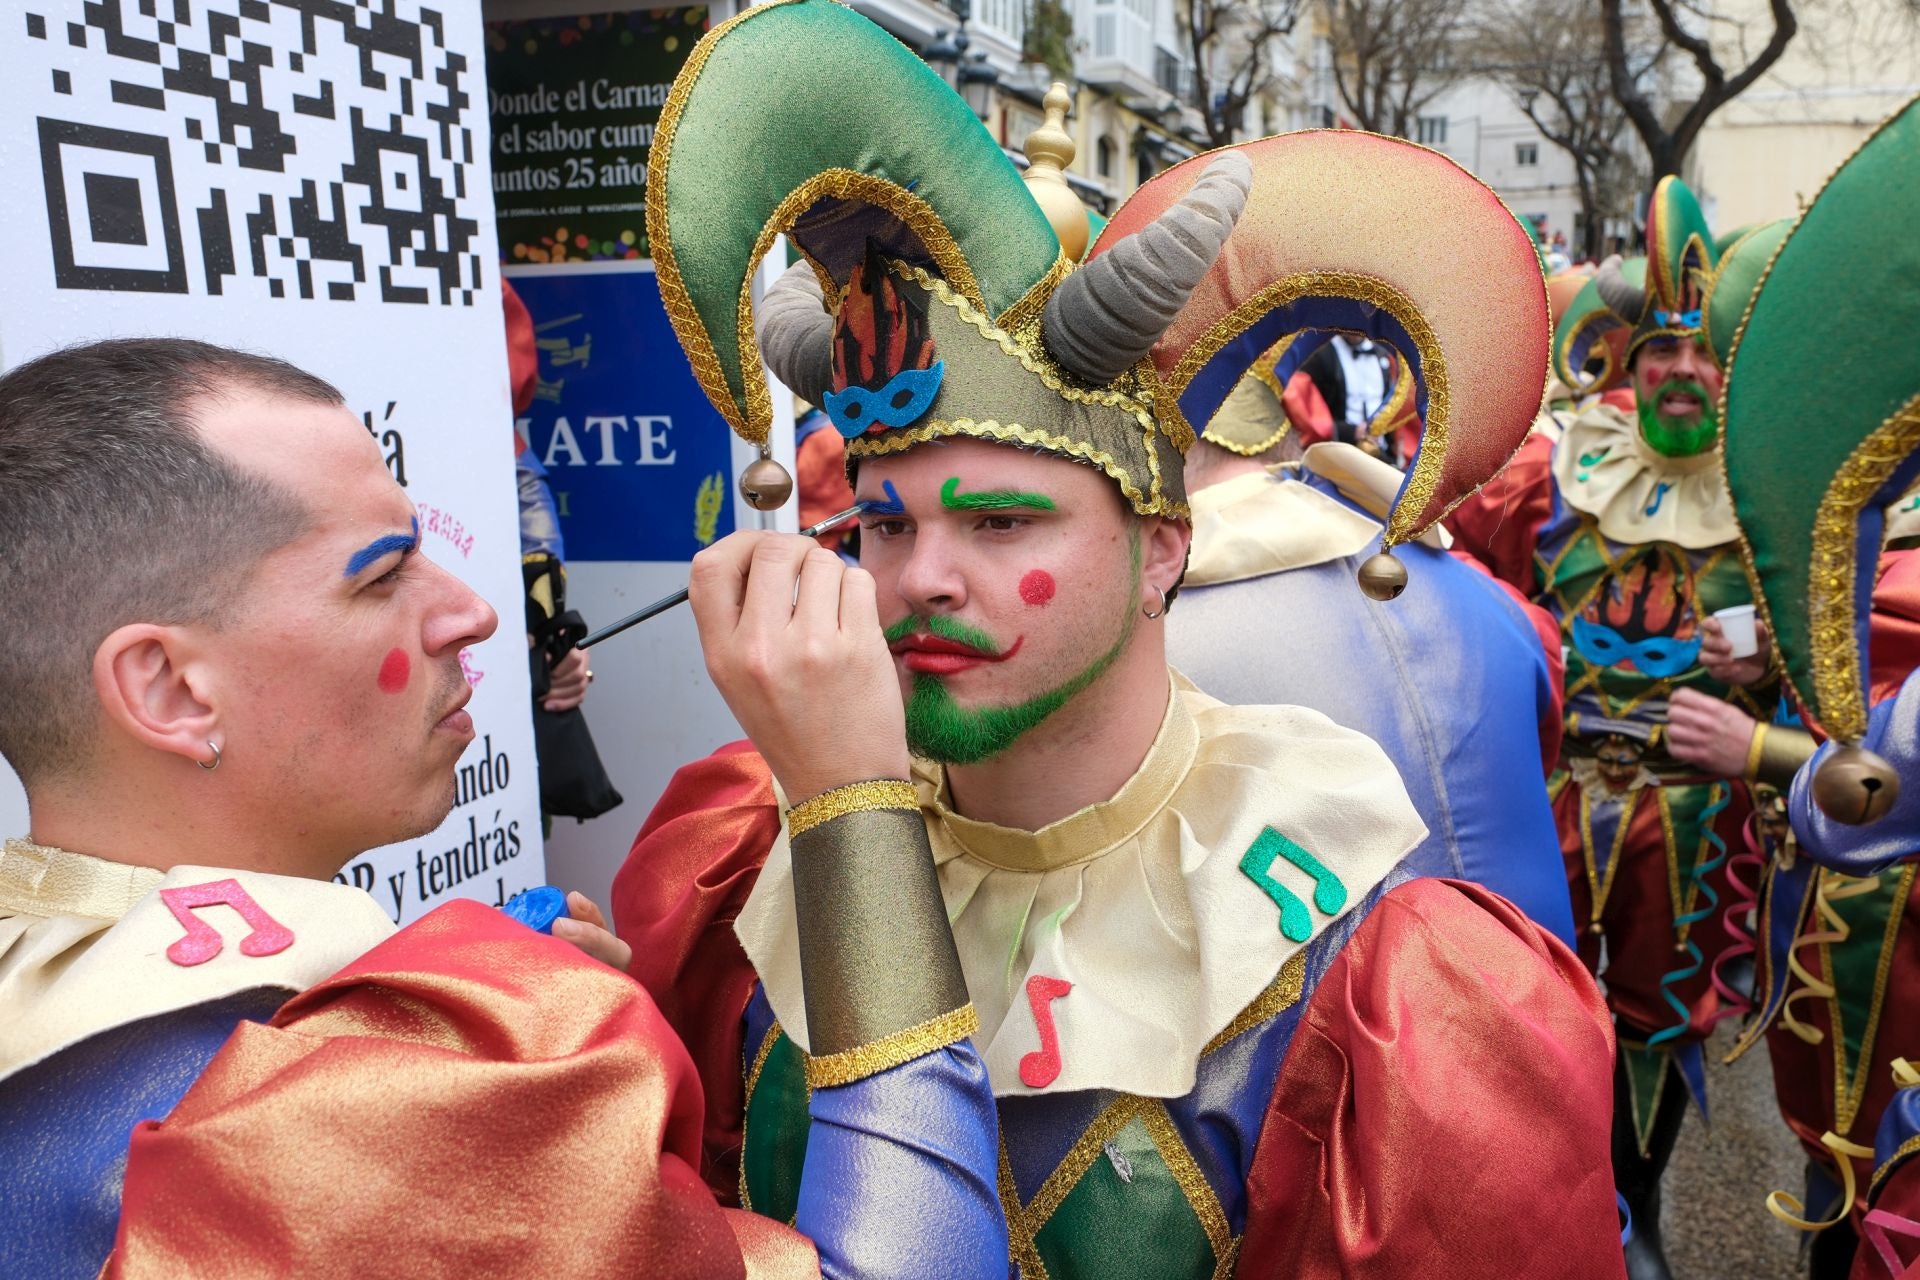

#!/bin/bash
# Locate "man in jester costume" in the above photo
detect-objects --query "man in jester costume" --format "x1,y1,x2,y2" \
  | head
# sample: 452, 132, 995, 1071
1449, 174, 1784, 1278
1170, 341, 1578, 945
1670, 95, 1920, 1280
615, 4, 1626, 1275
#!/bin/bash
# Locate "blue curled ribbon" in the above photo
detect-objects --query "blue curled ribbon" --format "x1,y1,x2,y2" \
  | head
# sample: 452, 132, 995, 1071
1653, 308, 1702, 328
822, 362, 945, 439
1648, 784, 1731, 1047
1617, 1192, 1633, 1245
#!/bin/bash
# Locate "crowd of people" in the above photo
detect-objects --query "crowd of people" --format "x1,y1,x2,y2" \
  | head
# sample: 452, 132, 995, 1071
2, 2, 1917, 1276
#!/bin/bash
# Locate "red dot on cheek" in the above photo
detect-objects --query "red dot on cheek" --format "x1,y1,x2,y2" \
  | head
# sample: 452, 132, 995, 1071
1019, 569, 1057, 608
376, 648, 411, 695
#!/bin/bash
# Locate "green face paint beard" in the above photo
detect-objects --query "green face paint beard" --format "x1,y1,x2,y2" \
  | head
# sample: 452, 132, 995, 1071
901, 531, 1141, 765
1636, 378, 1720, 457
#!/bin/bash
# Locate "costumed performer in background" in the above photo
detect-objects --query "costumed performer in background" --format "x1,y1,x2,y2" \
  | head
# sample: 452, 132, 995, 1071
616, 7, 1625, 1276
1171, 343, 1576, 944
1684, 95, 1920, 1280
1449, 176, 1782, 1280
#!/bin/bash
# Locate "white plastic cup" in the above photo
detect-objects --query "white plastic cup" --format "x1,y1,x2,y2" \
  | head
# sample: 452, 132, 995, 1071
1714, 604, 1759, 658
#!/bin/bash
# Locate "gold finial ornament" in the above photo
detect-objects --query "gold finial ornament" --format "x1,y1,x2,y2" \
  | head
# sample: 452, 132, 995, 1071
1357, 551, 1408, 601
1811, 745, 1900, 825
740, 453, 794, 511
1021, 82, 1089, 262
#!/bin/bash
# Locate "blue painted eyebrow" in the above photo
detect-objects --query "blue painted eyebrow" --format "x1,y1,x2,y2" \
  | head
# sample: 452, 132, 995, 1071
864, 480, 906, 516
343, 517, 419, 578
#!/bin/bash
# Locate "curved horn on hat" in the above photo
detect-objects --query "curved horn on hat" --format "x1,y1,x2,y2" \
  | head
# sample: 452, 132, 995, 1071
754, 262, 836, 406
1041, 151, 1252, 386
1593, 255, 1648, 322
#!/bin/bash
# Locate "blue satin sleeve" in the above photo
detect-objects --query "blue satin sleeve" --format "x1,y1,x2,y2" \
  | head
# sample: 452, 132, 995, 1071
0, 988, 286, 1278
1873, 1083, 1920, 1203
1790, 669, 1920, 874
795, 1040, 1007, 1280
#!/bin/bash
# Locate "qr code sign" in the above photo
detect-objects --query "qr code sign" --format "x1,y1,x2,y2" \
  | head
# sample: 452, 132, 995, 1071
22, 0, 485, 305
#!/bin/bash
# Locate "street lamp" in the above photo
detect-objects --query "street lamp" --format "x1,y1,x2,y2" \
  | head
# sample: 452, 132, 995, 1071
923, 28, 962, 89
959, 50, 998, 120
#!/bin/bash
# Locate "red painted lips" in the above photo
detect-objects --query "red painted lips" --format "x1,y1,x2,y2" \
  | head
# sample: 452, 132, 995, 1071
891, 634, 1023, 675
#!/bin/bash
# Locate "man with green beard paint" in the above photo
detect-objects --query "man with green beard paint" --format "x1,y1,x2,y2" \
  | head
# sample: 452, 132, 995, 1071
607, 11, 1634, 1273
1450, 180, 1787, 1280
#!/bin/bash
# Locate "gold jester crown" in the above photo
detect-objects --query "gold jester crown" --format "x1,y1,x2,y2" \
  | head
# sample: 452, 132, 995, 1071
649, 0, 1549, 580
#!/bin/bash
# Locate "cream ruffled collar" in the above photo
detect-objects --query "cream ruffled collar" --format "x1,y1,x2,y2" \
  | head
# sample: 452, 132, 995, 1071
735, 674, 1426, 1098
1552, 402, 1739, 549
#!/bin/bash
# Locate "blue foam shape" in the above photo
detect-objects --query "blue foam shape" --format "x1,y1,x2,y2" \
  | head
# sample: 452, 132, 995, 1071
501, 885, 568, 934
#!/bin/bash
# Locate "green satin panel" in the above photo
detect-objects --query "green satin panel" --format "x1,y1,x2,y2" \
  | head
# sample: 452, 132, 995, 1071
1704, 221, 1790, 366
1722, 98, 1920, 734
656, 0, 1060, 415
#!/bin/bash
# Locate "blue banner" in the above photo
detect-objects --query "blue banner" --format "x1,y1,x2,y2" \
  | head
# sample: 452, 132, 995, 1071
508, 265, 734, 561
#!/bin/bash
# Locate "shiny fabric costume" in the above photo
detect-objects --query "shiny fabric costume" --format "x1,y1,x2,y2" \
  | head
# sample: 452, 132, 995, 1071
1171, 411, 1577, 944
632, 6, 1624, 1271
618, 711, 1622, 1278
1449, 184, 1779, 1128
1711, 95, 1920, 1280
0, 840, 395, 1276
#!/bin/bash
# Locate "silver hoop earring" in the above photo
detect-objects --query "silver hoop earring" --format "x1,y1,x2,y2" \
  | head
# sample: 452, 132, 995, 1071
1142, 585, 1167, 620
198, 741, 222, 772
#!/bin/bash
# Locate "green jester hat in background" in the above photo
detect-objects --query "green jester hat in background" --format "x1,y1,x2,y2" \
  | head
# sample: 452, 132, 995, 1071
1720, 93, 1920, 824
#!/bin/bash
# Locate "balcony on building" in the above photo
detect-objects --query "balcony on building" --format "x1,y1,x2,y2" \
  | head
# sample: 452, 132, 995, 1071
1077, 0, 1161, 98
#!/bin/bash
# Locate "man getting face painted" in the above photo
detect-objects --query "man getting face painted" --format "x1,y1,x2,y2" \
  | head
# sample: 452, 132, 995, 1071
1449, 181, 1790, 1280
617, 8, 1626, 1276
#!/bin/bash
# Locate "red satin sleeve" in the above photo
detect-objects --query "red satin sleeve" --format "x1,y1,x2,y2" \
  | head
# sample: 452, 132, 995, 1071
1445, 432, 1557, 597
613, 741, 780, 1203
105, 900, 818, 1280
1284, 368, 1335, 446
1239, 878, 1625, 1280
1871, 549, 1920, 704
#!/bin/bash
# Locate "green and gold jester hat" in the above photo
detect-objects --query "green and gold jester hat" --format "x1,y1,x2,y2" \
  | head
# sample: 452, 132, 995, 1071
648, 0, 1547, 595
1553, 176, 1719, 393
1720, 94, 1920, 824
1104, 132, 1549, 596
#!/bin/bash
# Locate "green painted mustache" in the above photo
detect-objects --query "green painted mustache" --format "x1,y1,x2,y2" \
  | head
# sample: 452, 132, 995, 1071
883, 613, 1007, 655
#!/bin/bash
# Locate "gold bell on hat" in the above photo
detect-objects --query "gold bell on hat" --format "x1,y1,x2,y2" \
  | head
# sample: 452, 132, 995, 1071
1357, 551, 1408, 601
739, 449, 793, 511
1811, 744, 1900, 825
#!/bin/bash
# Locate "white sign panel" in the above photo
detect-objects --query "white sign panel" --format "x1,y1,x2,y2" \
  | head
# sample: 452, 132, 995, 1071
0, 0, 543, 923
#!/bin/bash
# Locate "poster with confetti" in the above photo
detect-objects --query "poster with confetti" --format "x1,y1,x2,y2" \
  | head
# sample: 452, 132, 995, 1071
487, 8, 706, 263
0, 0, 546, 924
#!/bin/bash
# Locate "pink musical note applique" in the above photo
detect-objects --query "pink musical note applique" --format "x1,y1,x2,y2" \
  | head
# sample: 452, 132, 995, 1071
1018, 974, 1073, 1088
158, 879, 296, 967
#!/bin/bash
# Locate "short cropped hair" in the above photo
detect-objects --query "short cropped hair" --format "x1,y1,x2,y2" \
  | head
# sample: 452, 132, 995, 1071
0, 339, 337, 783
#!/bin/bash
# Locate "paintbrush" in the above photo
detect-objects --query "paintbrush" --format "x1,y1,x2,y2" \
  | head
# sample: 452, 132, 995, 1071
578, 503, 869, 650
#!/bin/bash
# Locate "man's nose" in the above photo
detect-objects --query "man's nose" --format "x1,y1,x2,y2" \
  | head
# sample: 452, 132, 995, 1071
423, 560, 499, 654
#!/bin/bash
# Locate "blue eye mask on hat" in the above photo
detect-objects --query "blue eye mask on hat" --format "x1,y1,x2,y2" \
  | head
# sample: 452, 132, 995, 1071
823, 362, 945, 439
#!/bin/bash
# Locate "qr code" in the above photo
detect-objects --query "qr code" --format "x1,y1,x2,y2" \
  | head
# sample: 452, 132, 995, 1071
24, 0, 484, 305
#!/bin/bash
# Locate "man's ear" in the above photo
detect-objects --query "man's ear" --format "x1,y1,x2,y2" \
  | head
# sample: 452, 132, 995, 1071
93, 624, 221, 768
1140, 515, 1192, 599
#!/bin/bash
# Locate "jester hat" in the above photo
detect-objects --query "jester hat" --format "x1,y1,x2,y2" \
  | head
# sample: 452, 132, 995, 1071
1108, 134, 1548, 575
1720, 95, 1920, 822
649, 0, 1546, 551
1554, 176, 1722, 392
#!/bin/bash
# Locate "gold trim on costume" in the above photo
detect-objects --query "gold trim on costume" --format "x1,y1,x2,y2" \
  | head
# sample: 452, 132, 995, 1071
784, 780, 920, 840
1827, 862, 1914, 1137
1742, 721, 1769, 781
802, 1003, 979, 1088
848, 418, 1191, 519
738, 1017, 785, 1215
1806, 393, 1920, 740
1156, 271, 1449, 546
1872, 1133, 1920, 1199
1201, 953, 1306, 1055
644, 0, 806, 444
1141, 1101, 1239, 1276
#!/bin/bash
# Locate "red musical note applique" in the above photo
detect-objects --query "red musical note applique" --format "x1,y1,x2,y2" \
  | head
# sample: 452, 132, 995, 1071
1018, 974, 1073, 1088
158, 879, 296, 967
